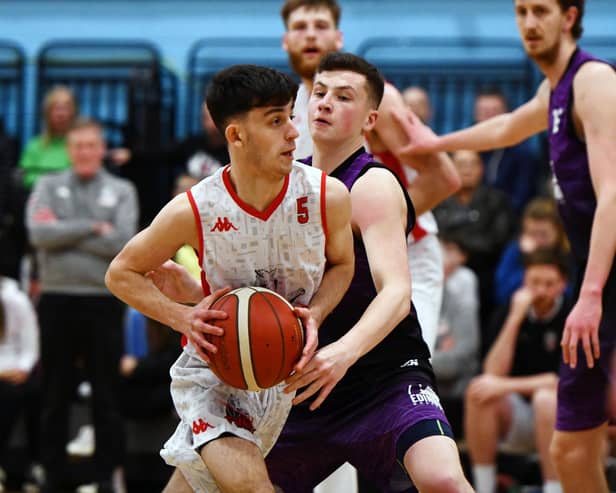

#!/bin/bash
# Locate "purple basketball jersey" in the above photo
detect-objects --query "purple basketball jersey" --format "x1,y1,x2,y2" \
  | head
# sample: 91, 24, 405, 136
549, 49, 616, 431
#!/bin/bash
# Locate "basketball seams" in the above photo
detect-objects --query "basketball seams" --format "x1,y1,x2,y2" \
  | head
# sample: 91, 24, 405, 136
252, 291, 287, 388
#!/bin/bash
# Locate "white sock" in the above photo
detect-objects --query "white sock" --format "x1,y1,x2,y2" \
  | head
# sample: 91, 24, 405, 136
473, 464, 496, 493
544, 480, 563, 493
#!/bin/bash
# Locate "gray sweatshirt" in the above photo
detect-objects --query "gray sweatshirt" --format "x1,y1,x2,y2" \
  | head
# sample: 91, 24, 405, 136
27, 168, 138, 295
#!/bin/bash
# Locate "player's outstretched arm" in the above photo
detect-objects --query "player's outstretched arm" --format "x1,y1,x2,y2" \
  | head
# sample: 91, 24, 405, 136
105, 194, 229, 361
562, 62, 616, 369
373, 84, 461, 214
294, 175, 354, 373
287, 169, 409, 409
395, 79, 551, 157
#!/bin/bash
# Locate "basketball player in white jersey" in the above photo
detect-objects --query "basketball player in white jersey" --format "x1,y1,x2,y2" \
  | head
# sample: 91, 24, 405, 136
105, 64, 354, 493
281, 0, 460, 356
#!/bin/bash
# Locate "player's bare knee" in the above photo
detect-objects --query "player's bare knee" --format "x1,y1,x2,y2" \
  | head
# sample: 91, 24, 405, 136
550, 434, 585, 470
416, 471, 469, 493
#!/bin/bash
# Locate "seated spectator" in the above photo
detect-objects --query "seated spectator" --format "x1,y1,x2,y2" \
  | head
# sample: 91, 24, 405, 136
0, 276, 43, 492
494, 197, 570, 308
465, 249, 569, 493
401, 85, 432, 125
119, 316, 182, 420
18, 85, 77, 190
432, 234, 480, 438
474, 87, 539, 215
434, 149, 515, 325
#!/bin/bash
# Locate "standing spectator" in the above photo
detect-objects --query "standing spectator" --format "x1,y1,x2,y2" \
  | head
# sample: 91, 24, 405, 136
434, 149, 515, 325
465, 249, 569, 493
0, 276, 41, 492
494, 197, 570, 308
19, 86, 77, 190
474, 87, 539, 215
432, 234, 481, 438
26, 118, 138, 493
401, 85, 433, 125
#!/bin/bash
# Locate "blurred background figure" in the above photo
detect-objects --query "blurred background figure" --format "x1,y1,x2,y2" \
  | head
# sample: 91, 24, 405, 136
494, 197, 571, 310
18, 86, 77, 191
401, 85, 433, 125
466, 249, 569, 493
26, 118, 138, 493
434, 149, 515, 328
473, 87, 539, 215
0, 276, 42, 493
432, 234, 480, 439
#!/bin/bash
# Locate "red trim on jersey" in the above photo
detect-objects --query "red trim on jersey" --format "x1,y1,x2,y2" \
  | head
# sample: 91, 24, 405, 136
320, 171, 328, 247
222, 165, 290, 221
373, 150, 428, 242
186, 189, 204, 269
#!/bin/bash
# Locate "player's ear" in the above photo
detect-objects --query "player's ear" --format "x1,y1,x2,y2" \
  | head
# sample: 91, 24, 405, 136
563, 6, 578, 34
362, 110, 378, 133
225, 123, 244, 148
282, 32, 290, 53
335, 31, 344, 51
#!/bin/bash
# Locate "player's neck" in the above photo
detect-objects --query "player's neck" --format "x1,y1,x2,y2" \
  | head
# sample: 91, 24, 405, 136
539, 41, 578, 88
311, 137, 364, 174
227, 165, 286, 212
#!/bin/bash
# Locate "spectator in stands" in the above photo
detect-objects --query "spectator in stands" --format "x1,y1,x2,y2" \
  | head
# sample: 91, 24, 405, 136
19, 85, 77, 190
26, 118, 138, 493
119, 317, 181, 420
0, 276, 42, 492
474, 87, 539, 215
0, 119, 26, 281
434, 149, 515, 326
109, 102, 229, 181
494, 197, 570, 308
465, 248, 568, 493
401, 85, 432, 125
432, 233, 480, 439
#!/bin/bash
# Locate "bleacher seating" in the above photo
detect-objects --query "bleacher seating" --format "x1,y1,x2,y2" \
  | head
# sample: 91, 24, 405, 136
0, 40, 25, 150
186, 37, 294, 135
357, 37, 536, 134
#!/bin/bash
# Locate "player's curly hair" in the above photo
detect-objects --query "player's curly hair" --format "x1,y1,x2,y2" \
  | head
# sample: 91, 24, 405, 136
557, 0, 584, 39
281, 0, 341, 28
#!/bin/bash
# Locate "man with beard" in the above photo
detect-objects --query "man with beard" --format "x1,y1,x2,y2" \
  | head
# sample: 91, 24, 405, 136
399, 1, 616, 491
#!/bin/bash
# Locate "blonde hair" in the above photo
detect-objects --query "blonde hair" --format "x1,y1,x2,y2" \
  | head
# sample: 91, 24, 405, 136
41, 85, 78, 144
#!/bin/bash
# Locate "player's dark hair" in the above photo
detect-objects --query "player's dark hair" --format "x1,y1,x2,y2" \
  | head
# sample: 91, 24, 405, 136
522, 247, 569, 278
557, 0, 584, 39
206, 65, 298, 135
281, 0, 341, 28
316, 52, 385, 109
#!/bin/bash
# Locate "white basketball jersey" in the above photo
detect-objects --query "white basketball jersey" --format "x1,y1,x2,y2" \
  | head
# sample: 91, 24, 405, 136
188, 163, 327, 307
292, 84, 313, 160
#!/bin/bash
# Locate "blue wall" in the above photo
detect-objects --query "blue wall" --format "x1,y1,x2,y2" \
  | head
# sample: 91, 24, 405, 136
1, 0, 615, 139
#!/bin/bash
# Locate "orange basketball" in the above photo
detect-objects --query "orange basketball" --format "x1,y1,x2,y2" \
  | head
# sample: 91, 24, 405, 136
205, 286, 304, 391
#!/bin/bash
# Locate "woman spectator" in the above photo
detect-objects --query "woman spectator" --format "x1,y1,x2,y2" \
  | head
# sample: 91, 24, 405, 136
18, 85, 78, 190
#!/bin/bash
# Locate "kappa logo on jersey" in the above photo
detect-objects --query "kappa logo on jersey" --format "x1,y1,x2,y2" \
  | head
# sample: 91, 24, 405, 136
192, 418, 215, 435
210, 216, 238, 232
407, 384, 444, 410
552, 107, 564, 134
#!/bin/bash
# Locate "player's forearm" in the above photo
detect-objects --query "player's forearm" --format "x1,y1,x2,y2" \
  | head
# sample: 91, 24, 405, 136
505, 373, 559, 396
337, 280, 410, 363
308, 260, 354, 328
580, 189, 616, 298
483, 310, 525, 375
105, 262, 192, 334
437, 114, 518, 152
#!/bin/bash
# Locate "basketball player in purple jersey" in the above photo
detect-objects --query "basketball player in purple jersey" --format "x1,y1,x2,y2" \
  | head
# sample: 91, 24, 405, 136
266, 52, 473, 493
105, 65, 354, 492
397, 1, 616, 491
